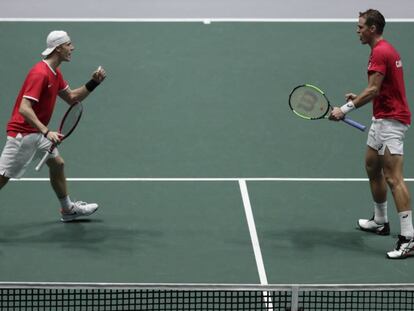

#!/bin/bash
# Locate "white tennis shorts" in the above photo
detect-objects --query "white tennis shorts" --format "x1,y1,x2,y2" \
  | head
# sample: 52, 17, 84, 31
0, 133, 59, 179
367, 118, 409, 155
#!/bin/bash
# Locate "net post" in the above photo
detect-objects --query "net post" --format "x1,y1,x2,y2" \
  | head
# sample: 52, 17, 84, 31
290, 286, 299, 311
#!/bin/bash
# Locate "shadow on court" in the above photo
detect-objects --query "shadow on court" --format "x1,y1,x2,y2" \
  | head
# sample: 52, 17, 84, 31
0, 220, 164, 253
262, 227, 387, 257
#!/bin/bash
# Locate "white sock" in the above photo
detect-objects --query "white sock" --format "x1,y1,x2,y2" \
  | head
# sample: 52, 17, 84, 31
399, 211, 414, 238
374, 201, 388, 224
59, 196, 73, 211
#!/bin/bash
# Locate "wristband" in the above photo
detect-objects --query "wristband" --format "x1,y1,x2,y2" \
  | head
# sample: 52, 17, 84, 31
340, 101, 356, 114
85, 79, 100, 92
43, 130, 50, 138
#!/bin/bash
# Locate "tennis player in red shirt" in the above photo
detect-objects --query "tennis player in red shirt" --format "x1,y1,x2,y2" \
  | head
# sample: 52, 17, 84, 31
0, 30, 106, 222
330, 9, 414, 259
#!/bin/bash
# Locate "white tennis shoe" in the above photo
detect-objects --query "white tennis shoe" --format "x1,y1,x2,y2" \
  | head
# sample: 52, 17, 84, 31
357, 217, 390, 235
61, 201, 99, 222
387, 235, 414, 259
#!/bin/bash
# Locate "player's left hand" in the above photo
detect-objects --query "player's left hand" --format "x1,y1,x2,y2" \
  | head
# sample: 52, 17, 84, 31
46, 131, 64, 144
329, 107, 345, 121
92, 66, 106, 83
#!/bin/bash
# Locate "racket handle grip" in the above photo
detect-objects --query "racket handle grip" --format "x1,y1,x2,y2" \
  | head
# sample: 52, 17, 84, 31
35, 151, 50, 171
342, 117, 366, 131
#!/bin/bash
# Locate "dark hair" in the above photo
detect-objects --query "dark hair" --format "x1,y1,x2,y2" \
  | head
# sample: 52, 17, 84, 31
359, 9, 386, 34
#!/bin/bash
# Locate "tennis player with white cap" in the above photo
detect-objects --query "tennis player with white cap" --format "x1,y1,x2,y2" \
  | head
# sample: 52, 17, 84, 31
0, 30, 106, 222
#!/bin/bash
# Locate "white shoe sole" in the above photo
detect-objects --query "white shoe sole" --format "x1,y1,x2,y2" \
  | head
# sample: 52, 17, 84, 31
61, 207, 98, 222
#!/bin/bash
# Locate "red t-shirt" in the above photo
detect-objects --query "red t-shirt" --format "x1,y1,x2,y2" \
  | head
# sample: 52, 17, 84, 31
7, 60, 68, 135
368, 39, 411, 125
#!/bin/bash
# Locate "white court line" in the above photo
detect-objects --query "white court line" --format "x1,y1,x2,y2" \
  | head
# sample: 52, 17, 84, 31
10, 177, 414, 182
239, 179, 268, 284
238, 179, 273, 310
0, 18, 414, 22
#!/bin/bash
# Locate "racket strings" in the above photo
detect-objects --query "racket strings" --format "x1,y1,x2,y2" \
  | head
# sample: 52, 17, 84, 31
59, 104, 83, 137
289, 86, 329, 119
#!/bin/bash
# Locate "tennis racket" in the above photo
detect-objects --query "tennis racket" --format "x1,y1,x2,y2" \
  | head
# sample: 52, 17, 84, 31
288, 84, 366, 131
35, 101, 83, 171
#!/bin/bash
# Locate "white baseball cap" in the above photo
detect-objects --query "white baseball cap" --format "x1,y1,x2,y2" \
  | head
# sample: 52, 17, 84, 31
41, 30, 71, 57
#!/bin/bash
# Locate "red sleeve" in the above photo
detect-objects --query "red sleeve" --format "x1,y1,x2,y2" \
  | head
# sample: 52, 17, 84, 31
22, 72, 47, 102
57, 69, 69, 91
368, 48, 387, 75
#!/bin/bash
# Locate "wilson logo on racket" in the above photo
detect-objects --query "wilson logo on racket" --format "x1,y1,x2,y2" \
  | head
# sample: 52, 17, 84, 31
288, 84, 366, 131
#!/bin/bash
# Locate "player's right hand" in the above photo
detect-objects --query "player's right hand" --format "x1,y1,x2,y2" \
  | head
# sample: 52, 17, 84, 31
329, 107, 345, 121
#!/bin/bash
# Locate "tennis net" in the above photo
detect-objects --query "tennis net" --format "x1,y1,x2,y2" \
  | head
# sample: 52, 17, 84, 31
1, 283, 413, 311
